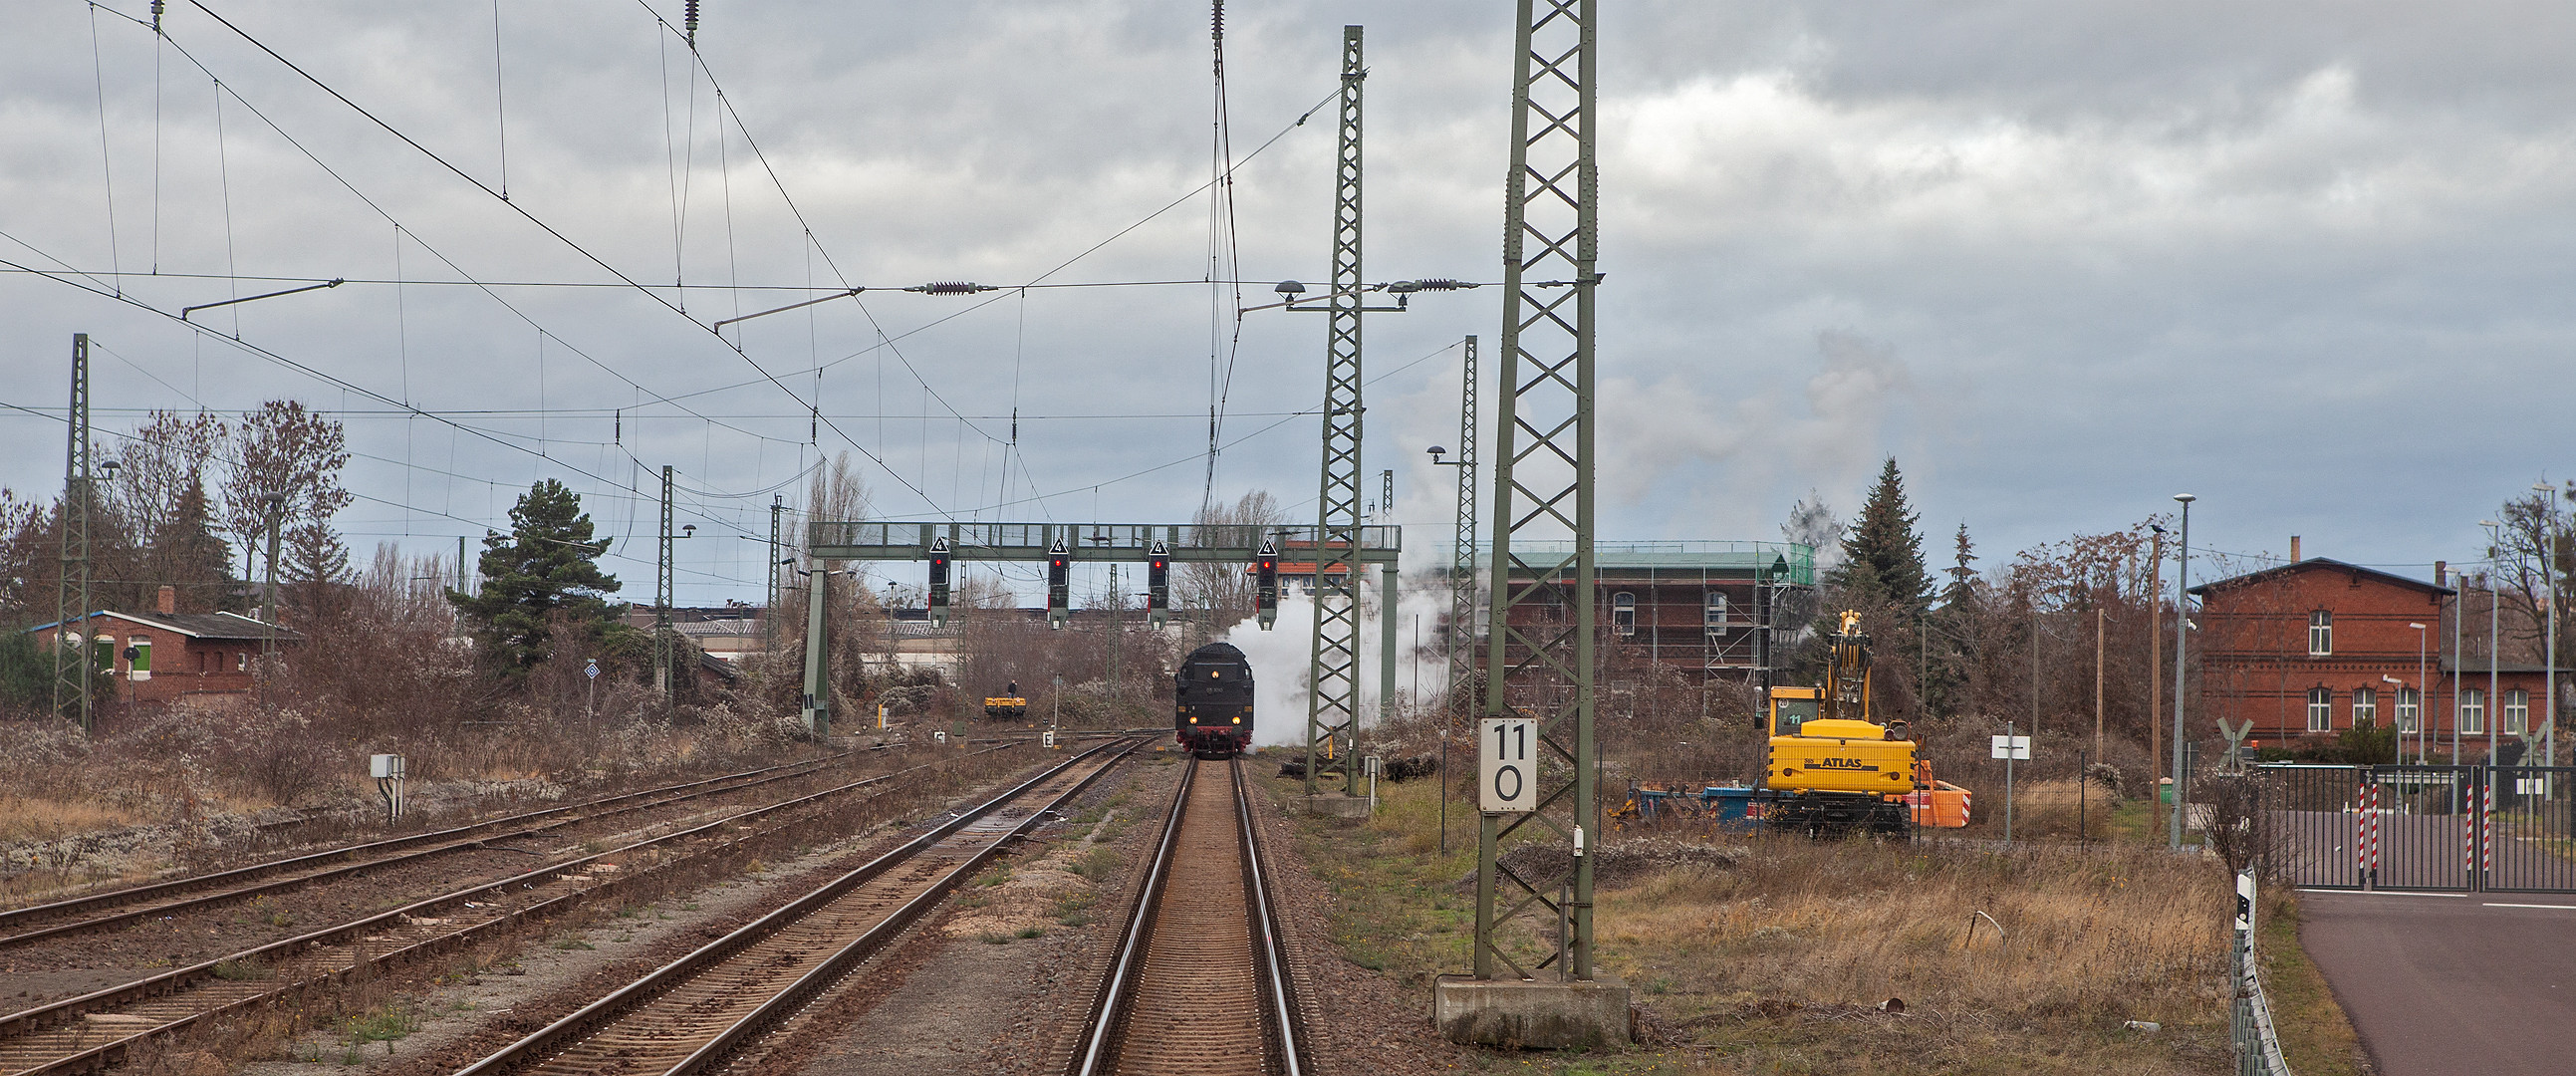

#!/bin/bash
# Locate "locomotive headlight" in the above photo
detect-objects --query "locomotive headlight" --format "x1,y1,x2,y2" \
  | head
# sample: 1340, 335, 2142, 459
1231, 716, 1240, 723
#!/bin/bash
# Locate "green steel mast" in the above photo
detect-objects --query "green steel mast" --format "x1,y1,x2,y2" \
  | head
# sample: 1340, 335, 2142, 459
1475, 0, 1601, 981
1448, 335, 1479, 718
54, 334, 96, 733
1304, 25, 1367, 795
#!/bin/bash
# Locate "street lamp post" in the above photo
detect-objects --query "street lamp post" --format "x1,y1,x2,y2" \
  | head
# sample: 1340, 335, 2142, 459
2383, 674, 2406, 767
2484, 520, 2503, 764
2408, 622, 2428, 764
2171, 493, 2193, 851
2539, 483, 2562, 771
2450, 586, 2463, 766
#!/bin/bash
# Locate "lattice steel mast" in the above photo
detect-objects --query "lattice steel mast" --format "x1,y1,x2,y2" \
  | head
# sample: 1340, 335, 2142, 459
656, 464, 675, 707
1303, 26, 1367, 795
54, 334, 96, 732
1448, 335, 1479, 716
1475, 0, 1601, 982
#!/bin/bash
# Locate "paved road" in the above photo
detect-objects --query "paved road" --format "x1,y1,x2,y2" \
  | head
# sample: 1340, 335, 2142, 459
2298, 889, 2576, 1076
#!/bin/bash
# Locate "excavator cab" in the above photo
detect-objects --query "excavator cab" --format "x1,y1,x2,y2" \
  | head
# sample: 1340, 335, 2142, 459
1767, 687, 1820, 737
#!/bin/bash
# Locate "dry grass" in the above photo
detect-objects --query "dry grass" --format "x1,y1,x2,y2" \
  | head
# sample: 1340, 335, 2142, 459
1598, 838, 2229, 1026
1272, 768, 2244, 1074
1965, 777, 2119, 842
0, 794, 141, 844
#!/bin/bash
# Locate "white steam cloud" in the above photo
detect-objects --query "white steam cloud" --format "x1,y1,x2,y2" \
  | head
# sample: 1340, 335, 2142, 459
1215, 571, 1457, 748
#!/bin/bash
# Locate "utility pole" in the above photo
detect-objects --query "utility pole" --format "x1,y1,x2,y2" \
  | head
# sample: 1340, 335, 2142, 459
656, 465, 674, 707
1303, 25, 1367, 797
1380, 468, 1399, 729
262, 495, 283, 656
2172, 493, 2195, 851
2095, 607, 2106, 759
1448, 336, 1480, 720
1475, 0, 1602, 986
2149, 526, 2165, 839
53, 334, 95, 732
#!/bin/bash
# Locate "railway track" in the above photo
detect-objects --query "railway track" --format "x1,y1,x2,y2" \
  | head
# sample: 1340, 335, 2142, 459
0, 750, 862, 946
1073, 757, 1305, 1076
451, 736, 1145, 1076
0, 741, 1037, 1076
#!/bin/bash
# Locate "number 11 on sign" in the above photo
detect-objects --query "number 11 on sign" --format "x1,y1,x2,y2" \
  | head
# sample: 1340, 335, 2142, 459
1480, 717, 1536, 813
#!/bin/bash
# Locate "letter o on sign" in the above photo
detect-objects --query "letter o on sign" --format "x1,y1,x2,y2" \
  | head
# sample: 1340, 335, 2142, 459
1479, 717, 1537, 813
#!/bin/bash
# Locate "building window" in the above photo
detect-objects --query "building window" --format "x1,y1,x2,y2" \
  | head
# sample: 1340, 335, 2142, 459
2460, 688, 2486, 735
2308, 611, 2333, 656
2306, 687, 2334, 732
2505, 688, 2530, 735
1611, 592, 1637, 637
1703, 592, 1728, 637
2351, 686, 2376, 728
236, 652, 248, 672
2395, 687, 2420, 733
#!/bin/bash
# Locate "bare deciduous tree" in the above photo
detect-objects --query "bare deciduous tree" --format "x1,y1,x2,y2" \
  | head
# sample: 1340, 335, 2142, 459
220, 401, 352, 588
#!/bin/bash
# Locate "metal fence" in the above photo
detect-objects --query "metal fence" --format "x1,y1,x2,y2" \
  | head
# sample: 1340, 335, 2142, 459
2256, 763, 2576, 893
2230, 873, 2293, 1076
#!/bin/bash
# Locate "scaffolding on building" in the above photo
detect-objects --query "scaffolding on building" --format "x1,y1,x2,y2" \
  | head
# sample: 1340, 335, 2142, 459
1442, 540, 1815, 683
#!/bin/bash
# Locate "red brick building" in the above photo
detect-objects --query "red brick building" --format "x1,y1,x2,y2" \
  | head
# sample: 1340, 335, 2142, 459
1458, 541, 1816, 681
2190, 556, 2553, 757
30, 587, 303, 704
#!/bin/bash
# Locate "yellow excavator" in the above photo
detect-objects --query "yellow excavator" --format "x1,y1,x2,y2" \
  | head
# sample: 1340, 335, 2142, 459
1758, 611, 1969, 835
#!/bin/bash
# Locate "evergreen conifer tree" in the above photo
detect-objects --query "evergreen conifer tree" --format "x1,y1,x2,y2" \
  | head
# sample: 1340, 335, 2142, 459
1940, 522, 1978, 613
449, 479, 627, 676
1832, 458, 1932, 618
148, 473, 237, 613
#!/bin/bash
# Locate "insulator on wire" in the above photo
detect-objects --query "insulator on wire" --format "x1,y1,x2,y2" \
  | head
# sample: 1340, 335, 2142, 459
684, 0, 699, 45
909, 281, 998, 295
151, 0, 164, 32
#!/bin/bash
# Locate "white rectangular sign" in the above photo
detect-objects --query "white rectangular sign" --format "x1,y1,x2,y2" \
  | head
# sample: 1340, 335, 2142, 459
1990, 735, 2032, 760
1479, 717, 1537, 813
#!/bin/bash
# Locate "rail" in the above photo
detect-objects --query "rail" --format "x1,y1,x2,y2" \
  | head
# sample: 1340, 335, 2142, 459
1072, 758, 1305, 1076
0, 752, 862, 948
455, 736, 1145, 1076
0, 743, 1029, 1076
0, 751, 850, 931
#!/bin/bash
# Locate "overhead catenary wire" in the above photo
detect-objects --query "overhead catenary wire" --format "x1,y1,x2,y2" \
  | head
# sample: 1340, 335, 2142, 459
58, 11, 819, 473
50, 6, 1353, 573
178, 0, 938, 516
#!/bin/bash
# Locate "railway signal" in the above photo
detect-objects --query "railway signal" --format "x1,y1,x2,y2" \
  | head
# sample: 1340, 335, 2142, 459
927, 536, 951, 628
932, 532, 963, 625
1147, 540, 1170, 630
1047, 539, 1071, 630
1255, 541, 1279, 630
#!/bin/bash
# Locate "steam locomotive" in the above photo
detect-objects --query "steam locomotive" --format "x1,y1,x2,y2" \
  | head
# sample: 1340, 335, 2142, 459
1173, 643, 1254, 757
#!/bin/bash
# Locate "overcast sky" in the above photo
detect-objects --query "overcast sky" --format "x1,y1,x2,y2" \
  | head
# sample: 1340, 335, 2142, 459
3, 1, 2568, 606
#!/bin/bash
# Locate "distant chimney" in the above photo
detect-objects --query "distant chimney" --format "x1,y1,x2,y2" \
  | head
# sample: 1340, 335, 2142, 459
156, 585, 176, 615
2289, 536, 2301, 562
2435, 560, 2447, 587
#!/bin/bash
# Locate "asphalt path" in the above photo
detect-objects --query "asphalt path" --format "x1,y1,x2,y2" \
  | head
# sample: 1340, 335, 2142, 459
2298, 889, 2576, 1076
